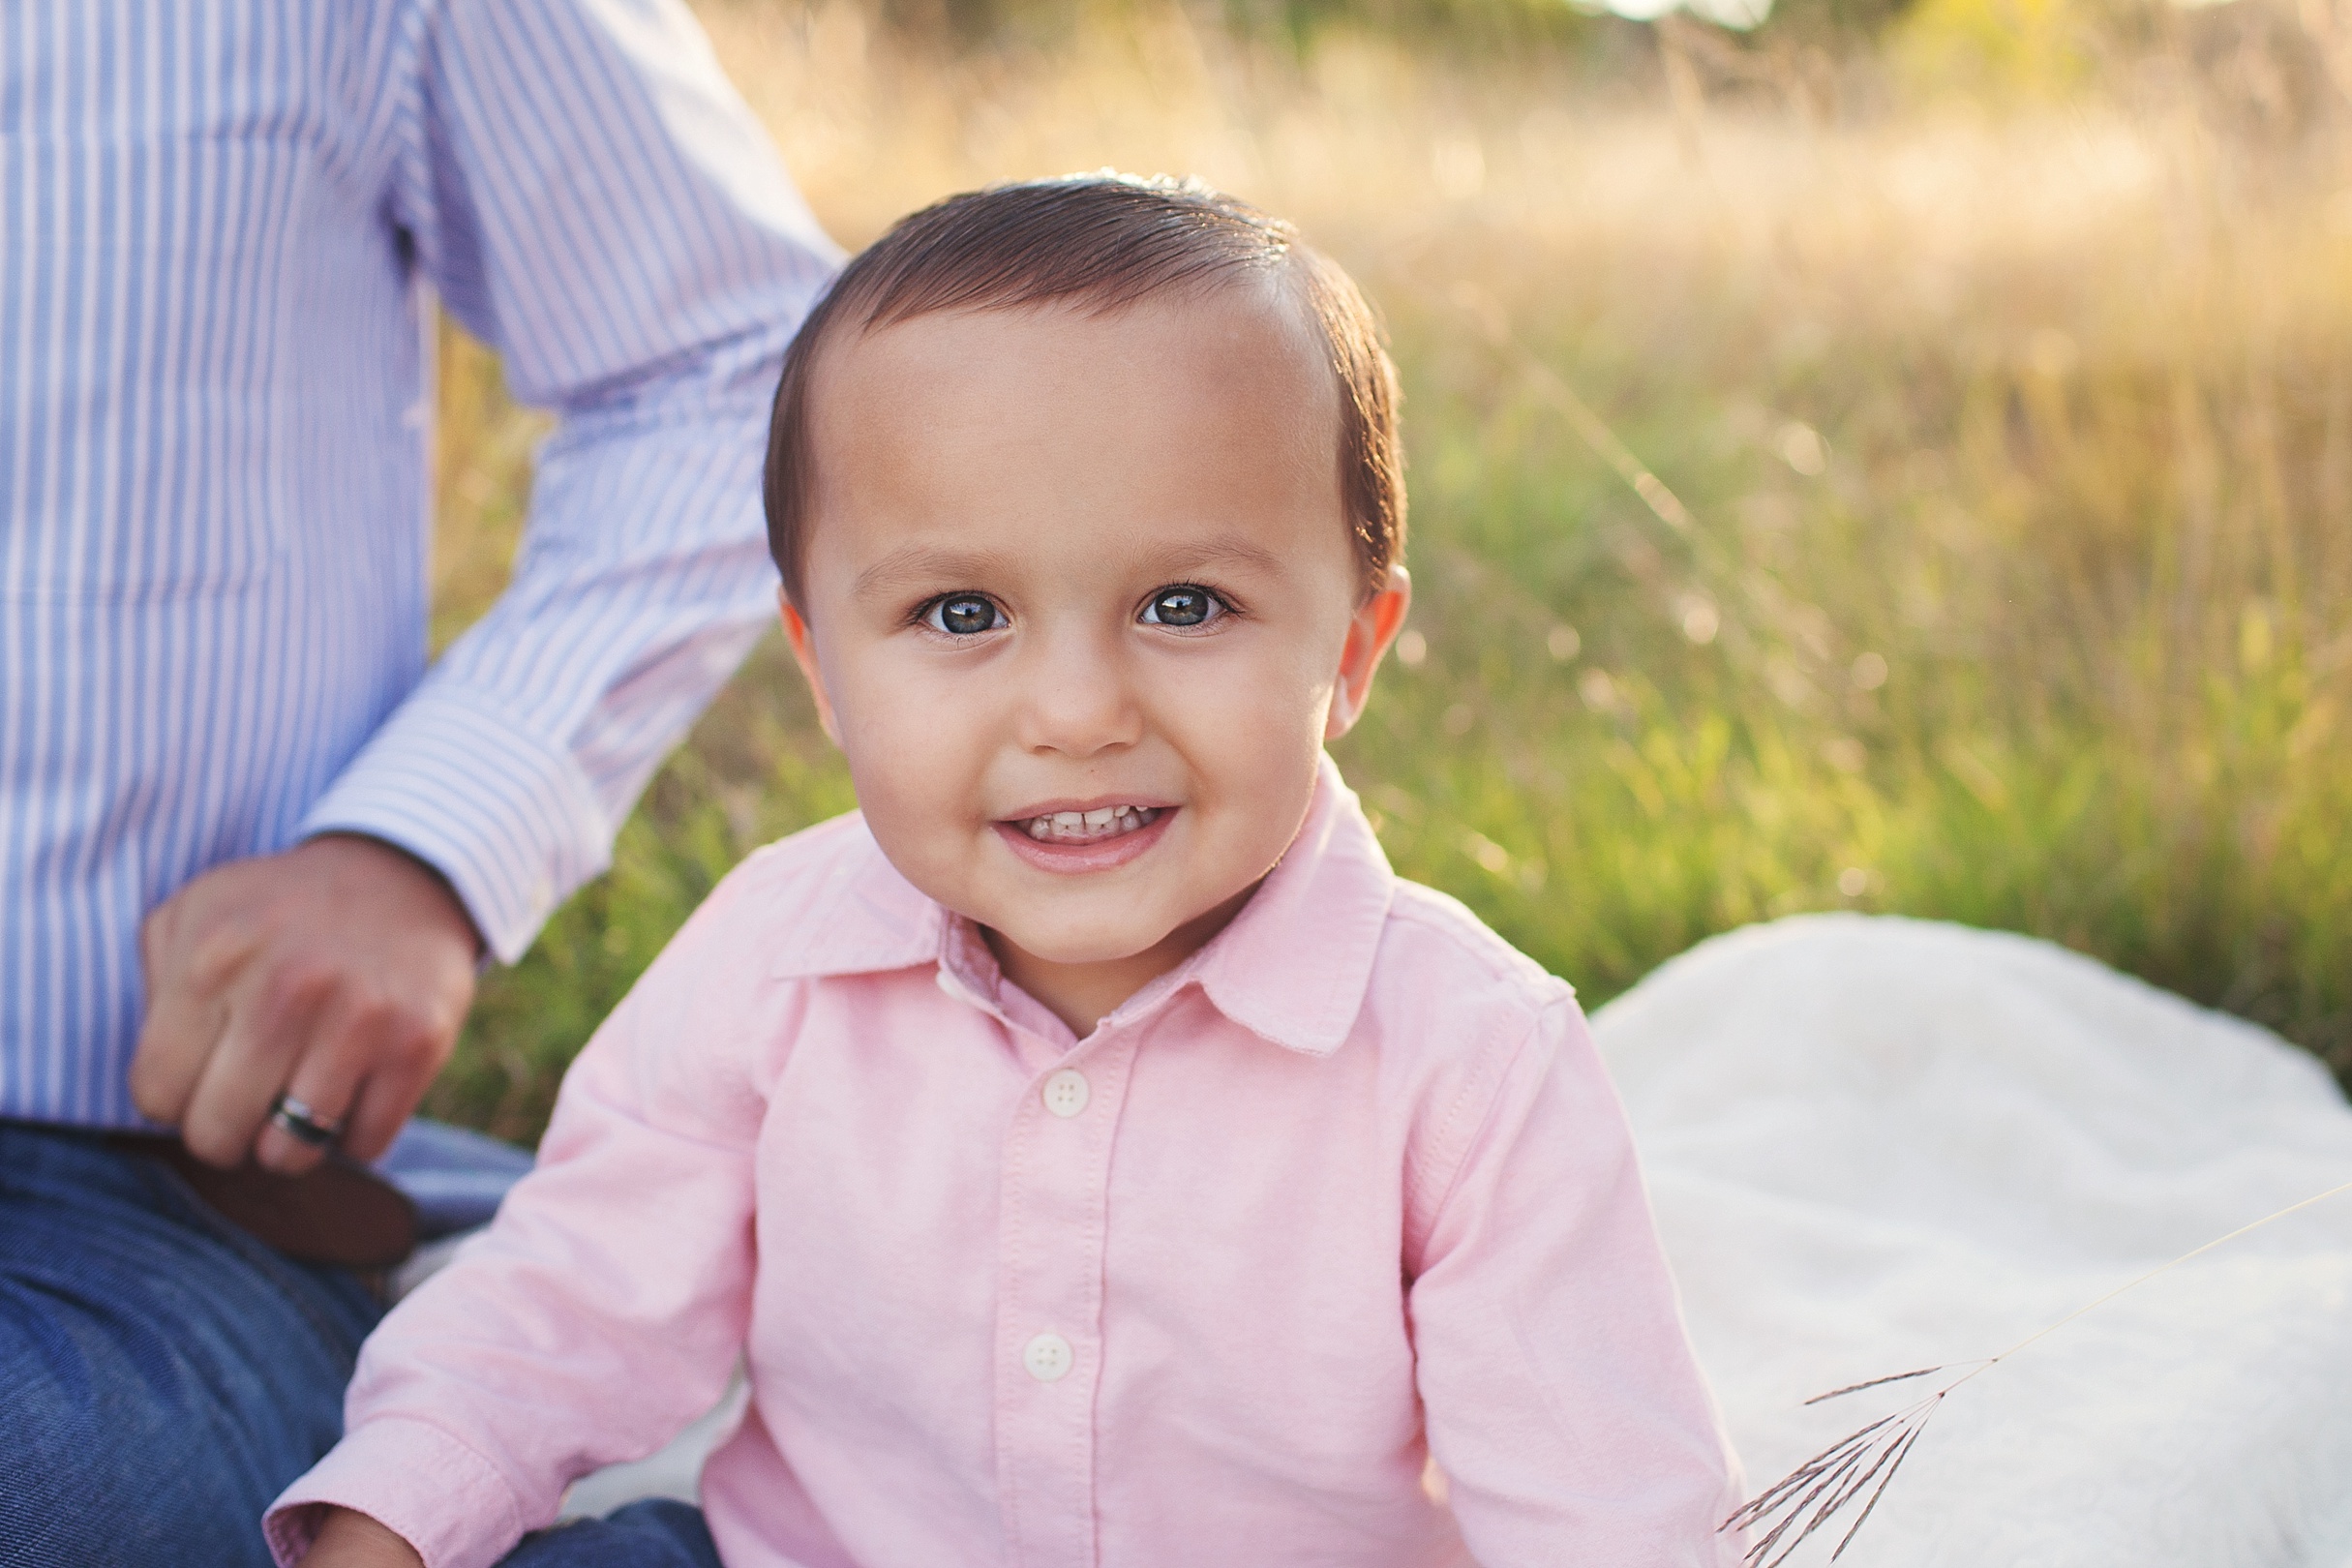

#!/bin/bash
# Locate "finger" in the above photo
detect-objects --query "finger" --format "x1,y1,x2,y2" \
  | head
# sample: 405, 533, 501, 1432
336, 1045, 439, 1167
252, 1053, 367, 1178
129, 980, 228, 1128
251, 993, 398, 1175
129, 916, 255, 1126
179, 965, 329, 1168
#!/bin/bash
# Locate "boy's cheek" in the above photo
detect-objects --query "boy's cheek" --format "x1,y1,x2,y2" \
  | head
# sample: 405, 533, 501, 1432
1159, 665, 1330, 772
1176, 620, 1356, 724
847, 784, 986, 922
833, 661, 987, 765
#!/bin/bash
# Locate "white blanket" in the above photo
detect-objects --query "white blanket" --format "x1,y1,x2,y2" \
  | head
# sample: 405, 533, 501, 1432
1596, 915, 2352, 1566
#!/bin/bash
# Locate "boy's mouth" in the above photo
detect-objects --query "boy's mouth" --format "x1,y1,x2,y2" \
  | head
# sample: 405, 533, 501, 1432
993, 801, 1177, 874
1012, 804, 1163, 845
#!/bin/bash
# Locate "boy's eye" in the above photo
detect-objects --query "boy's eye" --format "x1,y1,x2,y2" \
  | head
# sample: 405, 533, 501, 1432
1139, 586, 1225, 629
925, 594, 1005, 636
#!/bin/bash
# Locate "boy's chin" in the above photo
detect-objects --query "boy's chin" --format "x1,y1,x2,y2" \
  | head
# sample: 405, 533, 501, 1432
981, 875, 1265, 976
988, 920, 1177, 971
985, 891, 1244, 968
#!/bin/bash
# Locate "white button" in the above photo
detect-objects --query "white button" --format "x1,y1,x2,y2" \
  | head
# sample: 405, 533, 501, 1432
1022, 1332, 1074, 1383
1040, 1068, 1090, 1119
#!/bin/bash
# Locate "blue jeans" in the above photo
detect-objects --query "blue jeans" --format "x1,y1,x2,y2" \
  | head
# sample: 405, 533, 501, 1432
0, 1123, 381, 1567
499, 1501, 721, 1567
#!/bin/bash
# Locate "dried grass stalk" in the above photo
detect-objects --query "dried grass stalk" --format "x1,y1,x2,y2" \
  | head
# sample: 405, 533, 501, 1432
1723, 1177, 2352, 1563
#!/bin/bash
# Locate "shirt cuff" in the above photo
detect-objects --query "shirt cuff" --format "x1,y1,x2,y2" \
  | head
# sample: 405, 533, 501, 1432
298, 684, 613, 964
265, 1416, 528, 1568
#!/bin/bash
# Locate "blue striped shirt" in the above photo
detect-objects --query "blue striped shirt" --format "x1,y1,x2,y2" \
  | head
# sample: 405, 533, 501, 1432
2, 0, 841, 1127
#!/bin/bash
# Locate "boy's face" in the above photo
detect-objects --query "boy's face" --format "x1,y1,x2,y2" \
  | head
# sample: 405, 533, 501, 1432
783, 285, 1407, 1019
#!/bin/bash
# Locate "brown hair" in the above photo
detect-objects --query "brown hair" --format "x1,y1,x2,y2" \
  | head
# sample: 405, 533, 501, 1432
761, 173, 1404, 607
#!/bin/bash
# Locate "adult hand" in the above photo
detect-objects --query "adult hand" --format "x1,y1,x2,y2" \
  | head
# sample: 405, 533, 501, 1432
299, 1507, 427, 1568
131, 833, 481, 1173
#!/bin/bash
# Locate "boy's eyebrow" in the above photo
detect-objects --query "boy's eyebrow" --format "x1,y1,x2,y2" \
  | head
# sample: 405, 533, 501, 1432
851, 545, 1021, 601
850, 536, 1288, 600
1146, 537, 1286, 577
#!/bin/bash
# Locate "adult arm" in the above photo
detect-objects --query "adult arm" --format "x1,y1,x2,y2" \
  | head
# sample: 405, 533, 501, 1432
133, 0, 839, 1171
1409, 997, 1750, 1565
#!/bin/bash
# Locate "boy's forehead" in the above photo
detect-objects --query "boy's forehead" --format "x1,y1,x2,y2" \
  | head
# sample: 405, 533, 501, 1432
798, 285, 1354, 579
811, 282, 1333, 425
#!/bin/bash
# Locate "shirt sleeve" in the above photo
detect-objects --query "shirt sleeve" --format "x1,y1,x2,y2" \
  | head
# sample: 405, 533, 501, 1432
1408, 996, 1750, 1566
263, 875, 775, 1568
297, 0, 841, 962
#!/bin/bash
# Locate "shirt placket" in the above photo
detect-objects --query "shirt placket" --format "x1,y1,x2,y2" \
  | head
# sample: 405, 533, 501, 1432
991, 1021, 1140, 1568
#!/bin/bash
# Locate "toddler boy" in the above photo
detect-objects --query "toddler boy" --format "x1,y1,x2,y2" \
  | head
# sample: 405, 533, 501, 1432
273, 174, 1744, 1568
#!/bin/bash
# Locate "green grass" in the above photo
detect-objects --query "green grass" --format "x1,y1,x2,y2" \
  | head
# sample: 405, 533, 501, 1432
419, 11, 2352, 1142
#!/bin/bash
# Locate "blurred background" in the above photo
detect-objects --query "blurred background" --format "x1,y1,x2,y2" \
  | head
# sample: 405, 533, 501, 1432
425, 0, 2352, 1141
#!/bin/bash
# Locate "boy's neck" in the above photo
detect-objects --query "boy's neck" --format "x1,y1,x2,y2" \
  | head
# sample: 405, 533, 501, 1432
983, 882, 1259, 1039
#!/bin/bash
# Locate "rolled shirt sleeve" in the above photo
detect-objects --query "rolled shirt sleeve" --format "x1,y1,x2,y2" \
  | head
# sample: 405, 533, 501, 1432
297, 0, 840, 960
1409, 997, 1750, 1565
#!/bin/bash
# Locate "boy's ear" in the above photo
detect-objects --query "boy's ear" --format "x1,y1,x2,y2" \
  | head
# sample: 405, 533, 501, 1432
779, 590, 843, 748
1325, 565, 1411, 741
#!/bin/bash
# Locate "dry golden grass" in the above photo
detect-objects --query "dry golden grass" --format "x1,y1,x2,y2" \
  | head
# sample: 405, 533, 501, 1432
428, 2, 2352, 1139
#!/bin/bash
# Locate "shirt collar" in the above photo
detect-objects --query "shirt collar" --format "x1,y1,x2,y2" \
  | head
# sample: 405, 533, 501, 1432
763, 823, 946, 981
766, 755, 1396, 1058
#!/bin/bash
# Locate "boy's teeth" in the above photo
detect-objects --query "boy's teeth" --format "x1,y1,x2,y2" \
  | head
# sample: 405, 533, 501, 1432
1018, 805, 1160, 844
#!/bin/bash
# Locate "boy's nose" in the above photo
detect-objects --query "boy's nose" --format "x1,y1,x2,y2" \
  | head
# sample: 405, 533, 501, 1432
1011, 635, 1144, 759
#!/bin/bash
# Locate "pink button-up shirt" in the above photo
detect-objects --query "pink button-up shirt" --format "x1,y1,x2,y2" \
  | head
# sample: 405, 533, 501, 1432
269, 761, 1744, 1568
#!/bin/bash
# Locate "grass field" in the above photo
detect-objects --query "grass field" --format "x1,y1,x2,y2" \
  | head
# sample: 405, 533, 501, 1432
422, 0, 2352, 1142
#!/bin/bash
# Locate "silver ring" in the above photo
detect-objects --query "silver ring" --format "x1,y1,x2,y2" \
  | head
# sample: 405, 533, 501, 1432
268, 1093, 342, 1149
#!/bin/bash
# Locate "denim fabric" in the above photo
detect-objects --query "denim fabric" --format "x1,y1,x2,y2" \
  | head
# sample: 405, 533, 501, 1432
499, 1501, 722, 1568
0, 1123, 381, 1568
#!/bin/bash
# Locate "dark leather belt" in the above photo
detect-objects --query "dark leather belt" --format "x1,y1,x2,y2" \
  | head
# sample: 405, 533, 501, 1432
106, 1132, 418, 1269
